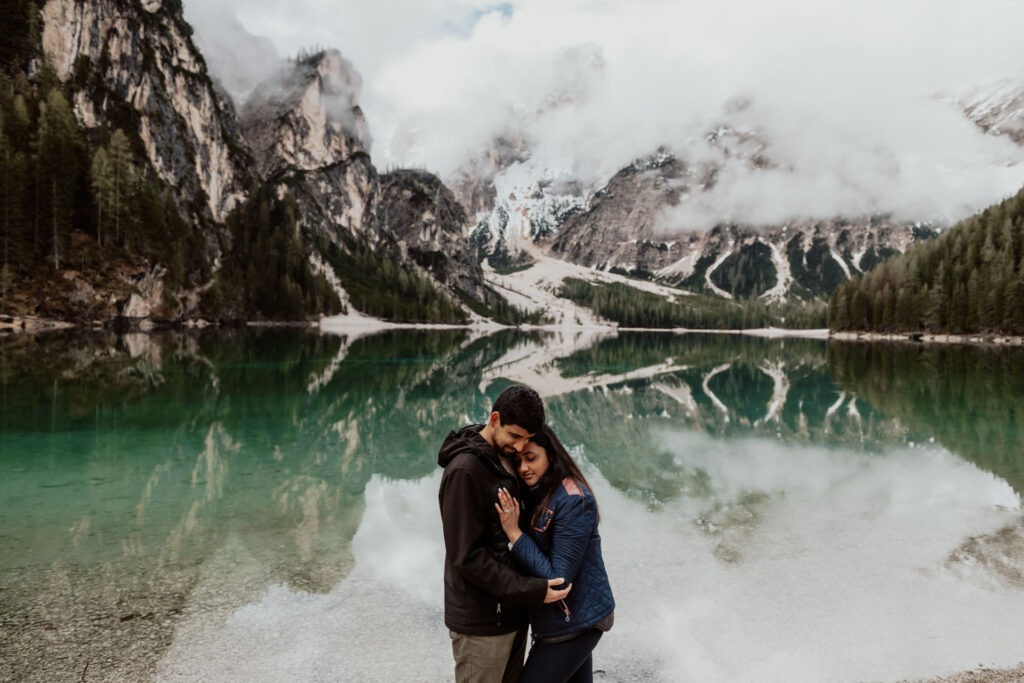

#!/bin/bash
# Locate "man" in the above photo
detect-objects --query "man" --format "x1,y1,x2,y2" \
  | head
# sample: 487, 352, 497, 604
438, 384, 572, 683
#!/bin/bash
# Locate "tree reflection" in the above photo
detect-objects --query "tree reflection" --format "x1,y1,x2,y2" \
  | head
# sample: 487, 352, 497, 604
828, 342, 1024, 495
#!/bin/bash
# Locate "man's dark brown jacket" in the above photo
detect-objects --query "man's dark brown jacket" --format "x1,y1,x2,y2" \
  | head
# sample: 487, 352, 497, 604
438, 425, 549, 635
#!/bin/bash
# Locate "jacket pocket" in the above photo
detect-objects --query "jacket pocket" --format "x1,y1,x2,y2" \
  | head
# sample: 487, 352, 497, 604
531, 506, 554, 533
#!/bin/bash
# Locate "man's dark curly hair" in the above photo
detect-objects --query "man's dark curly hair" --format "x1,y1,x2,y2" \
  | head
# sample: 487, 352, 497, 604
491, 385, 545, 434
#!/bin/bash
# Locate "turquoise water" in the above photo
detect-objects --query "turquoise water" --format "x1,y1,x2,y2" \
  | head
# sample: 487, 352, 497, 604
2, 329, 1023, 681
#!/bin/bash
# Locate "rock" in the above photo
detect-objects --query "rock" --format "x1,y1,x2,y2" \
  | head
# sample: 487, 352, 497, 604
120, 266, 167, 320
548, 151, 936, 301
41, 0, 253, 225
380, 169, 489, 304
240, 49, 379, 245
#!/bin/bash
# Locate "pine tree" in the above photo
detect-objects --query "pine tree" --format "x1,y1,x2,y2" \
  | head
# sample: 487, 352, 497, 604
89, 146, 110, 247
1010, 272, 1024, 334
106, 129, 134, 248
0, 128, 15, 305
36, 88, 81, 269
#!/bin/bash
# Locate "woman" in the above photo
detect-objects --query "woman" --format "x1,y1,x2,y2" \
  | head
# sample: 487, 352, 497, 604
494, 425, 614, 683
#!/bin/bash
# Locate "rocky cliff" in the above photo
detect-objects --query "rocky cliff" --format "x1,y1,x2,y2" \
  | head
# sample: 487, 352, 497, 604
41, 0, 253, 224
551, 150, 935, 300
239, 49, 492, 313
465, 138, 936, 302
380, 169, 488, 304
30, 3, 490, 324
240, 49, 378, 245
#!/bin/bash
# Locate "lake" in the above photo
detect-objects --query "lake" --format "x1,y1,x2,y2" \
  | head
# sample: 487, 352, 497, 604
1, 328, 1023, 682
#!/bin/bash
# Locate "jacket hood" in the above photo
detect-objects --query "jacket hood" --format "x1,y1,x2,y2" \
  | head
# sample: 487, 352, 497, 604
438, 424, 506, 475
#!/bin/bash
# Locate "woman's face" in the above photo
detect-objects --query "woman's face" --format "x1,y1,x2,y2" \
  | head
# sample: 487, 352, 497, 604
518, 441, 550, 486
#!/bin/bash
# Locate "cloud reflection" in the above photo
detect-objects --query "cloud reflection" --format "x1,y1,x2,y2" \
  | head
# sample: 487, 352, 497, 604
157, 432, 1023, 682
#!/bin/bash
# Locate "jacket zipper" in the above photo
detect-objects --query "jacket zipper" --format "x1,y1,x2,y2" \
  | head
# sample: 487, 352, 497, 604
559, 599, 571, 623
496, 601, 502, 627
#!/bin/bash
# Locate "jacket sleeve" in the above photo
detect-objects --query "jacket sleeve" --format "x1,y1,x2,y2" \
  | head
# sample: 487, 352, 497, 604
512, 492, 593, 585
439, 465, 549, 605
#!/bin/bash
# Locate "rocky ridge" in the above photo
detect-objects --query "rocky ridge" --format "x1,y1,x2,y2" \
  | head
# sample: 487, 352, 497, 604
239, 50, 491, 309
552, 151, 935, 300
380, 169, 489, 305
460, 127, 940, 301
41, 0, 252, 224
240, 49, 379, 246
30, 2, 492, 324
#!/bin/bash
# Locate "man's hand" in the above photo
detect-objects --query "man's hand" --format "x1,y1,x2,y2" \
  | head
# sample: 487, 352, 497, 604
543, 578, 572, 603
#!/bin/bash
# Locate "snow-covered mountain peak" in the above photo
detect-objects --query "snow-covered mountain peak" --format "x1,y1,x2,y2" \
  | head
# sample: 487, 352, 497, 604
952, 79, 1024, 145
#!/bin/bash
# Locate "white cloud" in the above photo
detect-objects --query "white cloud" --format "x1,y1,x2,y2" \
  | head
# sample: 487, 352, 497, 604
184, 0, 1024, 229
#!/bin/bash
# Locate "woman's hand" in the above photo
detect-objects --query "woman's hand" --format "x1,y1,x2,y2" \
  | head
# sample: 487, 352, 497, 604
494, 488, 522, 545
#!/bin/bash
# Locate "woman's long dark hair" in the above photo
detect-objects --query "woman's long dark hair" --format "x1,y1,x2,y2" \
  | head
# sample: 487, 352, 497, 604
530, 424, 600, 521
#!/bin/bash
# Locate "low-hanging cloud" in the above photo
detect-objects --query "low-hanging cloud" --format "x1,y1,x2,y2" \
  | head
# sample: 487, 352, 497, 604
185, 0, 1024, 231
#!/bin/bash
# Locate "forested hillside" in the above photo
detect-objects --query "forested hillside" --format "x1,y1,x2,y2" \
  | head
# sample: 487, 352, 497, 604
828, 187, 1024, 335
0, 1, 473, 325
0, 1, 340, 322
558, 278, 828, 329
0, 66, 343, 321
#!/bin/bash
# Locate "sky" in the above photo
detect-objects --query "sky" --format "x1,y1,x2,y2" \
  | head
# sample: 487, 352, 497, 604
183, 0, 1024, 230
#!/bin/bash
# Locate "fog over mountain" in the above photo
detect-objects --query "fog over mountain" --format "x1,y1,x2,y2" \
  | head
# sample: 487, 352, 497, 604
185, 0, 1024, 232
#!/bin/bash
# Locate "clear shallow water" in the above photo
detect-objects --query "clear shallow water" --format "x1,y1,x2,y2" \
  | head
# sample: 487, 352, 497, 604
1, 329, 1023, 681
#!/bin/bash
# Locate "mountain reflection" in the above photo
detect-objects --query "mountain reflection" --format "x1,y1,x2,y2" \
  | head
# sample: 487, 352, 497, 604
2, 329, 1023, 681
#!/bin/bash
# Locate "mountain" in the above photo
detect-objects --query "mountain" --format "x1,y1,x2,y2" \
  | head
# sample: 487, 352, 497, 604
41, 0, 253, 224
239, 49, 376, 243
9, 1, 1021, 330
3, 1, 496, 326
0, 0, 260, 322
828, 185, 1024, 335
450, 80, 1024, 309
460, 130, 939, 305
956, 81, 1024, 146
237, 49, 492, 316
552, 151, 935, 300
379, 169, 489, 306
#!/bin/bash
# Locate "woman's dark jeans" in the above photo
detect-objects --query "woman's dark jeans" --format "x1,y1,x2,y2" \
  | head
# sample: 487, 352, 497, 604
519, 629, 603, 683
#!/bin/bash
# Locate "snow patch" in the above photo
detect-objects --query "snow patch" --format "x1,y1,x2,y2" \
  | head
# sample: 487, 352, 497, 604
759, 239, 792, 302
830, 248, 852, 281
704, 249, 735, 300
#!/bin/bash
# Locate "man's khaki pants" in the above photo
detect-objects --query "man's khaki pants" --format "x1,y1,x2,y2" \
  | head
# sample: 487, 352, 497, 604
449, 627, 528, 683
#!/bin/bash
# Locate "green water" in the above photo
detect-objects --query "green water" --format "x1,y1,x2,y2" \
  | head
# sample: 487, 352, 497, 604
1, 329, 1023, 681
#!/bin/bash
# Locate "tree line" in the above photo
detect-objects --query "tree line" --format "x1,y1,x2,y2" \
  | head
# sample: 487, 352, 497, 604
322, 233, 467, 324
829, 187, 1024, 334
0, 68, 211, 306
0, 63, 466, 323
558, 278, 828, 329
202, 188, 341, 320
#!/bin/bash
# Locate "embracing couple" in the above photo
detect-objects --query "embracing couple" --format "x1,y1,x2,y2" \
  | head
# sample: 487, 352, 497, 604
438, 385, 614, 683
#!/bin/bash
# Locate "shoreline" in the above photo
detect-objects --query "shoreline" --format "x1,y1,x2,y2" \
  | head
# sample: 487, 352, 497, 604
830, 330, 1024, 347
4, 314, 1024, 348
910, 661, 1024, 682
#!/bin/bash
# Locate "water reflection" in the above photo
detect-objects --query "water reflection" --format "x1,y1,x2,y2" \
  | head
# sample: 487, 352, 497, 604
1, 330, 1023, 681
828, 342, 1024, 495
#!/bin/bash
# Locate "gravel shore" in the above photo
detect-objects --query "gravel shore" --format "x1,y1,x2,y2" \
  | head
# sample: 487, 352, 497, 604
909, 663, 1024, 682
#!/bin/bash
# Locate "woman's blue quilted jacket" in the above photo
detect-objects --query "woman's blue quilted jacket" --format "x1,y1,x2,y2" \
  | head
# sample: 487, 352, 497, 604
512, 478, 615, 639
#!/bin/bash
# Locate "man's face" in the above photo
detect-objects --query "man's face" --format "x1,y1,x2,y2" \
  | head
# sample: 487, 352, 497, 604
491, 418, 533, 457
